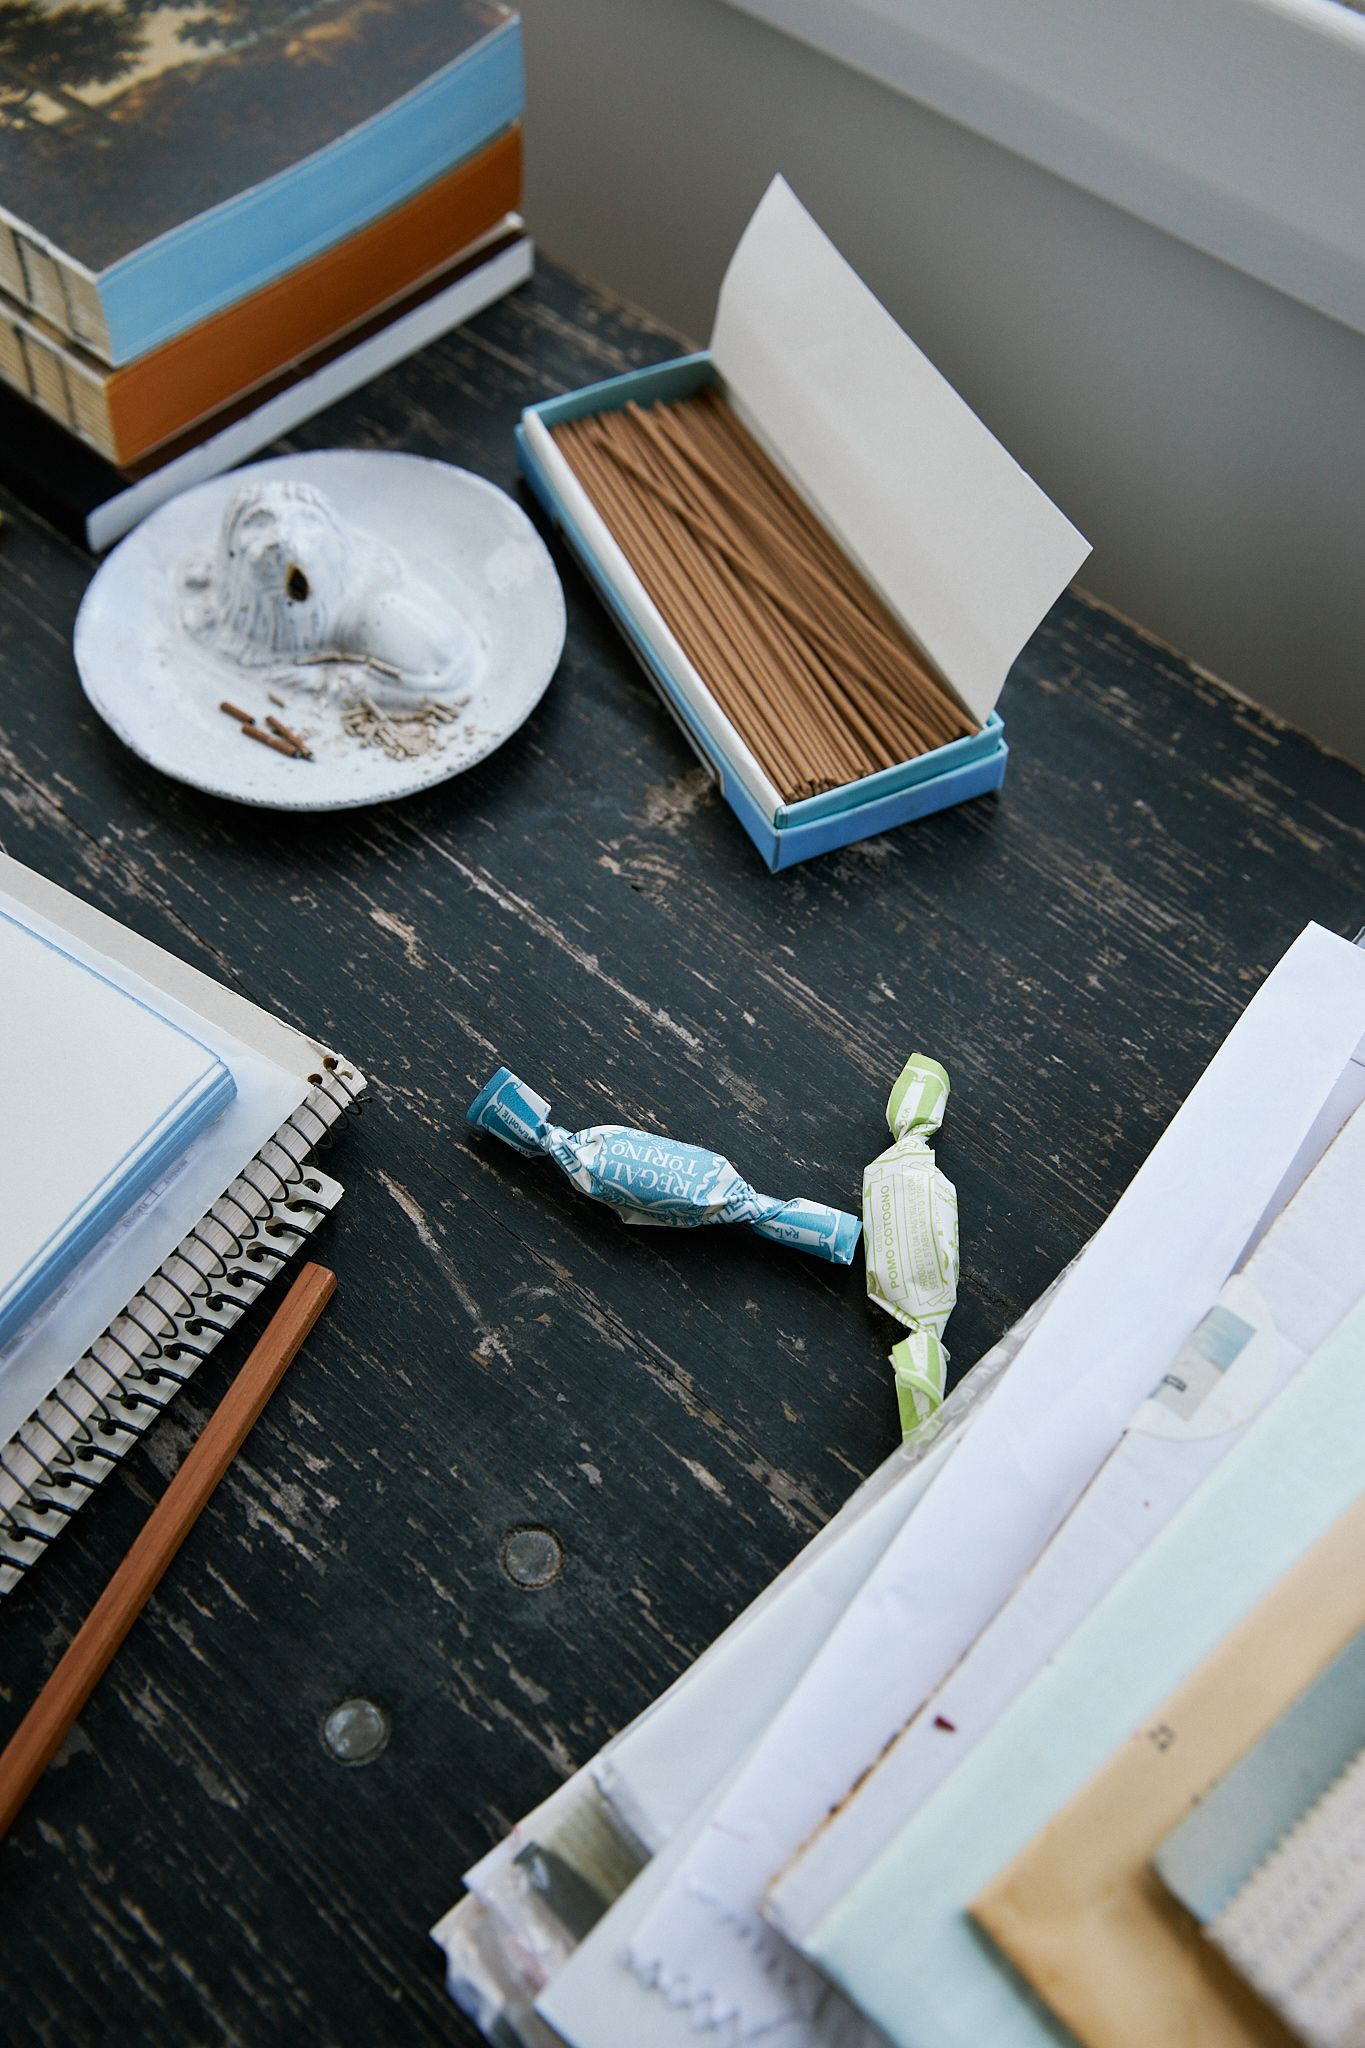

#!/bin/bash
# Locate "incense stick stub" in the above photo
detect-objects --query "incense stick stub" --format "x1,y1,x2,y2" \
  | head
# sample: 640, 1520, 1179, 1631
219, 697, 312, 759
243, 723, 310, 760
266, 714, 312, 758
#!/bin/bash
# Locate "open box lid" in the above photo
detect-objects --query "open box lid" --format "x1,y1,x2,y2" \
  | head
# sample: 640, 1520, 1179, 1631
711, 178, 1092, 726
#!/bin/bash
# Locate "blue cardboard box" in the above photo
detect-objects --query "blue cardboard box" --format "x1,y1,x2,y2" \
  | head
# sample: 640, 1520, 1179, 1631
517, 182, 1088, 872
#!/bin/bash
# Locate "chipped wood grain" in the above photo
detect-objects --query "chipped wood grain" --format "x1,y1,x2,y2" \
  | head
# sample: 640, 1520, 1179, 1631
0, 262, 1363, 2047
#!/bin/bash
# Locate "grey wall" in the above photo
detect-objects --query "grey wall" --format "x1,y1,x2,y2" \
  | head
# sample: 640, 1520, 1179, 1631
516, 0, 1365, 768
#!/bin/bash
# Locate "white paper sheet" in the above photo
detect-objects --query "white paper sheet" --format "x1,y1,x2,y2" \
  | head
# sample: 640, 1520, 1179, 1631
539, 1790, 876, 2048
623, 923, 1365, 2039
712, 178, 1091, 723
597, 1430, 957, 1856
767, 1096, 1365, 1947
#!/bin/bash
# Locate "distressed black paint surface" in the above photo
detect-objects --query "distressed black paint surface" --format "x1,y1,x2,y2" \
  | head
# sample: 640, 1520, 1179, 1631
1, 263, 1362, 2048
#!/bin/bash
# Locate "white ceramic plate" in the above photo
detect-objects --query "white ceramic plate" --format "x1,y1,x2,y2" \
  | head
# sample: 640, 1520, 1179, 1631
74, 450, 566, 810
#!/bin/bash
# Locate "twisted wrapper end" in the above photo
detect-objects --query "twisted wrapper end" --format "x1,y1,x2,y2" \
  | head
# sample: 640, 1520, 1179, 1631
890, 1329, 948, 1441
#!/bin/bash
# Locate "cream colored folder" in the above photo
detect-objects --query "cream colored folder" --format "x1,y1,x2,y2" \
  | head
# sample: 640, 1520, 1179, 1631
972, 1492, 1365, 2048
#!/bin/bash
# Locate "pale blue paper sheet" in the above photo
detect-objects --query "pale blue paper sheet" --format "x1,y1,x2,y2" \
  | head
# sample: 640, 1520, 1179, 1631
807, 1293, 1365, 2048
1154, 1626, 1365, 1923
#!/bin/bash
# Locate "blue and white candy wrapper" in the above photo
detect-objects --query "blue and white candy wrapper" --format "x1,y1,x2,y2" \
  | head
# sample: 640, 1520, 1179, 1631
467, 1067, 861, 1265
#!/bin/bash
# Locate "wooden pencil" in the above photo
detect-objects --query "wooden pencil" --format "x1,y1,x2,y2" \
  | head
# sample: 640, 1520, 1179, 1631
0, 1263, 337, 1843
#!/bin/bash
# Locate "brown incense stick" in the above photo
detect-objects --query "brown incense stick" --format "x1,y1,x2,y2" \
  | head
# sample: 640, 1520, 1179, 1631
616, 408, 884, 774
624, 407, 922, 766
565, 416, 815, 795
0, 1263, 337, 1843
564, 421, 812, 788
646, 406, 917, 686
686, 388, 967, 744
553, 390, 973, 800
604, 415, 847, 780
594, 416, 867, 779
653, 403, 954, 745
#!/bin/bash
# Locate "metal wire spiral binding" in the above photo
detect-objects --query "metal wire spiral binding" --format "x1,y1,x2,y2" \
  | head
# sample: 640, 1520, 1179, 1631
0, 1514, 40, 1567
61, 1363, 125, 1435
0, 1444, 65, 1522
239, 1154, 295, 1207
115, 1301, 169, 1353
44, 1383, 99, 1454
1, 1507, 58, 1546
20, 1410, 84, 1488
189, 1205, 251, 1263
215, 1190, 266, 1249
99, 1320, 166, 1383
107, 1305, 182, 1393
89, 1324, 187, 1393
123, 1297, 214, 1369
149, 1265, 232, 1336
180, 1225, 252, 1310
11, 1453, 80, 1517
0, 1493, 52, 1563
0, 1058, 365, 1592
5, 1427, 74, 1503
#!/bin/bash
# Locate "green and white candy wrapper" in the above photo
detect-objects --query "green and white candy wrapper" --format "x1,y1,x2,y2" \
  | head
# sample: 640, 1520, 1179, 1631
862, 1053, 959, 1440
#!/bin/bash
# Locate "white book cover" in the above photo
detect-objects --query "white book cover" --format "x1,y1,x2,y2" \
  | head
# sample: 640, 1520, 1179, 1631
0, 905, 235, 1348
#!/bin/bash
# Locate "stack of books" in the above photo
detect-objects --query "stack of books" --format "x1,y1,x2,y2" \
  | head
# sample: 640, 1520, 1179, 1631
0, 0, 529, 548
434, 920, 1365, 2048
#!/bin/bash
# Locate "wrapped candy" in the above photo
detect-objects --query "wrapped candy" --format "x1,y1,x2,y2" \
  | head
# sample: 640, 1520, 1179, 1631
468, 1066, 860, 1265
863, 1054, 959, 1438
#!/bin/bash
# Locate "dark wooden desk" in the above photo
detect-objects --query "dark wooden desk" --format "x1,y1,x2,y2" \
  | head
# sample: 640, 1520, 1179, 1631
1, 263, 1362, 2048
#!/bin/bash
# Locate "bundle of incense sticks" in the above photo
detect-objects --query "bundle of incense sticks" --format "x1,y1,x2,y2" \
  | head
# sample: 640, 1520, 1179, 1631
551, 389, 974, 804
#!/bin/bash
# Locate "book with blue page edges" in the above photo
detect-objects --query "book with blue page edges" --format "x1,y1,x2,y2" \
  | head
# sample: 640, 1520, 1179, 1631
0, 0, 521, 364
0, 905, 236, 1347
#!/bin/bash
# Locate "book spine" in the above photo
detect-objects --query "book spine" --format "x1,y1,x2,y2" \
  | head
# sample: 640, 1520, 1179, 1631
0, 231, 533, 551
102, 121, 522, 467
0, 214, 109, 358
0, 296, 115, 459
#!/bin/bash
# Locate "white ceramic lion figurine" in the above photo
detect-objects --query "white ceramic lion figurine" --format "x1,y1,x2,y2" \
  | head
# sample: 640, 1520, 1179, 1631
180, 478, 474, 694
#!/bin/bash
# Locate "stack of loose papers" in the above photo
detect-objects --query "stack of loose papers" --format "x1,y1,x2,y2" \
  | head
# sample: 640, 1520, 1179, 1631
434, 922, 1365, 2048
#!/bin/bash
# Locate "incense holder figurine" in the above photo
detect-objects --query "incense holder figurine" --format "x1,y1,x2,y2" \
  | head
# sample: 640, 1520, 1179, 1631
73, 448, 565, 812
178, 477, 476, 697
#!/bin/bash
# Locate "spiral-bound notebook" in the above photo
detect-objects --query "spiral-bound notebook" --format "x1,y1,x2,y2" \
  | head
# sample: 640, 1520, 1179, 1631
0, 854, 366, 1597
